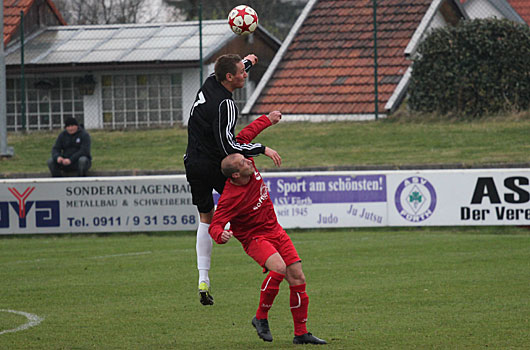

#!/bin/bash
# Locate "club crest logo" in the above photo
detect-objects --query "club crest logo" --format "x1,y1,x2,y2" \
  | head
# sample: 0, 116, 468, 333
394, 176, 437, 222
260, 182, 268, 197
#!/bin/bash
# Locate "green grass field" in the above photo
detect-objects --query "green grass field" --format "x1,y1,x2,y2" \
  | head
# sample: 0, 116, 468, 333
1, 114, 529, 348
1, 227, 529, 349
2, 113, 529, 175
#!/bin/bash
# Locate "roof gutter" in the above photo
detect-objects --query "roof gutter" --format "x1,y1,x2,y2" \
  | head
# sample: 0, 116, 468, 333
404, 0, 445, 58
241, 0, 319, 115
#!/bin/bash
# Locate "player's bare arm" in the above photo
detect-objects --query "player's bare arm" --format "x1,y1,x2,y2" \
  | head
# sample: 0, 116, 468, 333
264, 147, 281, 167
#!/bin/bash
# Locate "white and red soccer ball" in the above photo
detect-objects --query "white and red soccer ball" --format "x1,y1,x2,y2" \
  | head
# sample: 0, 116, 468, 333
228, 5, 258, 35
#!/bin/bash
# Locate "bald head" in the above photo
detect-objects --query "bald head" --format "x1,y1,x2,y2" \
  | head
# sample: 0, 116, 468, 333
221, 153, 255, 185
221, 153, 242, 178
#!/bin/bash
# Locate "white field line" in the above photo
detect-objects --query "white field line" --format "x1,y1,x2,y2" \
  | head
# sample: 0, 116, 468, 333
2, 251, 154, 265
0, 309, 44, 335
89, 251, 152, 259
3, 258, 48, 265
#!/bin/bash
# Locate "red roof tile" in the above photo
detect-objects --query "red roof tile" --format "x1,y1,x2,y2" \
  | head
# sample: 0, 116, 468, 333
507, 0, 530, 25
3, 0, 66, 45
250, 0, 434, 116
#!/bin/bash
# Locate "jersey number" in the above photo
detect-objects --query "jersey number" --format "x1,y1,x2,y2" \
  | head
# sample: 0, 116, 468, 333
190, 91, 206, 116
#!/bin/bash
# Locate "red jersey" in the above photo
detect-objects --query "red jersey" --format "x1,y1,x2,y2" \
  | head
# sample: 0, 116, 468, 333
209, 159, 282, 246
209, 116, 282, 246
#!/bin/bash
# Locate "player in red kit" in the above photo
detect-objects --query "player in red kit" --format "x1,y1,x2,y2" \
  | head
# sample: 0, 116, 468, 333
209, 116, 327, 345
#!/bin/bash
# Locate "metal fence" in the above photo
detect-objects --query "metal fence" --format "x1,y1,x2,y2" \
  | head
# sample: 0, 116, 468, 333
1, 0, 260, 135
3, 18, 257, 133
1, 0, 528, 138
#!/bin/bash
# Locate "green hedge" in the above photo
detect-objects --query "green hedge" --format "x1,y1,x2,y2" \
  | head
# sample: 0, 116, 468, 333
408, 19, 530, 117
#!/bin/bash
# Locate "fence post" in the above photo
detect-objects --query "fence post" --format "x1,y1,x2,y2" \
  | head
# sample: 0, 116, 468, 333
199, 1, 203, 85
372, 0, 379, 120
0, 2, 14, 156
20, 11, 26, 131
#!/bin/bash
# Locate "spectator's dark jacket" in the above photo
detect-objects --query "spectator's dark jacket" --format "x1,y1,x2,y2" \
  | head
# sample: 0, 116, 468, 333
51, 127, 91, 163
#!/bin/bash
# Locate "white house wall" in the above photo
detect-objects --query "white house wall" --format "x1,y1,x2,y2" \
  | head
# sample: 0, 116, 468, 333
83, 89, 101, 129
181, 67, 201, 126
431, 9, 449, 29
462, 0, 503, 19
387, 5, 450, 112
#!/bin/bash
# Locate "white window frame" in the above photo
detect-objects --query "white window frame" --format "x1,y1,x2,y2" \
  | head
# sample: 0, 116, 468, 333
6, 75, 84, 131
100, 71, 183, 129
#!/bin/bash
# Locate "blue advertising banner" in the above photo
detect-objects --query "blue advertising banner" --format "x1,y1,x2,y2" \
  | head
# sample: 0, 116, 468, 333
262, 173, 388, 228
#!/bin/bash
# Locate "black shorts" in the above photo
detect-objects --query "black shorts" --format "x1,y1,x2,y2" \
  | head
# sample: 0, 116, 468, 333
184, 157, 227, 213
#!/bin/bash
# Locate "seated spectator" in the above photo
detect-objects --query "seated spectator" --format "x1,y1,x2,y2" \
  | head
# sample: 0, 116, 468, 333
47, 117, 91, 177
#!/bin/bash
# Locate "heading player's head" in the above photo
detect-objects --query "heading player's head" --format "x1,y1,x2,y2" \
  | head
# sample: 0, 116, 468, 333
221, 153, 254, 180
215, 54, 247, 91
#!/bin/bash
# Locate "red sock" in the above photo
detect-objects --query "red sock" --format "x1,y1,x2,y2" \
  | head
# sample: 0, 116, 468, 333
290, 283, 309, 336
256, 270, 284, 319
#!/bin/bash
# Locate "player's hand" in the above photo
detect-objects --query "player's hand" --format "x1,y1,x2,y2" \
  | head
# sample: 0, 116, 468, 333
268, 111, 282, 125
221, 230, 233, 243
57, 156, 64, 164
63, 158, 71, 166
244, 54, 258, 66
264, 147, 281, 167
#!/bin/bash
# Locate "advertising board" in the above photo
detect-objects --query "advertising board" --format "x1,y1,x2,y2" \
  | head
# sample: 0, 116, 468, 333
1, 169, 528, 234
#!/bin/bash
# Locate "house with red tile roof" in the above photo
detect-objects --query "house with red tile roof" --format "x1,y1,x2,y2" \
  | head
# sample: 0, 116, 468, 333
243, 0, 469, 121
460, 0, 529, 25
3, 0, 66, 46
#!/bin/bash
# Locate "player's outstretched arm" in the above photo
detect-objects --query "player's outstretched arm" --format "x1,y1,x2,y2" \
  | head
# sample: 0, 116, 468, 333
215, 100, 264, 157
236, 115, 271, 144
265, 147, 281, 167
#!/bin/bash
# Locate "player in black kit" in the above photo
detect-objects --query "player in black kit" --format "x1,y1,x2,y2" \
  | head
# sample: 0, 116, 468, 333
184, 53, 282, 305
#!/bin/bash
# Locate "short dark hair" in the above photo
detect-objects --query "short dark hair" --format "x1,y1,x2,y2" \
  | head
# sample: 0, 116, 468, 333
214, 54, 242, 82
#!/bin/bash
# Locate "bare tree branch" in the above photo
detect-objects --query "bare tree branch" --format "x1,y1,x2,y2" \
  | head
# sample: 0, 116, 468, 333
55, 0, 155, 25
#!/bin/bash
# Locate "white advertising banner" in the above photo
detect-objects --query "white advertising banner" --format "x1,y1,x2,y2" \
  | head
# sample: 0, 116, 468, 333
261, 169, 529, 228
0, 176, 198, 234
385, 169, 529, 226
1, 169, 528, 234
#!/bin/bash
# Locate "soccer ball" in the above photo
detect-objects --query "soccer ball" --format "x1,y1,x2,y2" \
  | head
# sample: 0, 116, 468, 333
228, 5, 258, 35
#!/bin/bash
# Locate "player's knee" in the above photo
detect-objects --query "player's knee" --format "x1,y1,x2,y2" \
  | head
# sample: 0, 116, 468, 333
270, 262, 286, 275
265, 253, 286, 274
286, 262, 305, 285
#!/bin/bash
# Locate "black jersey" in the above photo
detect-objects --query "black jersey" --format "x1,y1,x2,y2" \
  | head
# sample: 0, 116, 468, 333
185, 59, 265, 165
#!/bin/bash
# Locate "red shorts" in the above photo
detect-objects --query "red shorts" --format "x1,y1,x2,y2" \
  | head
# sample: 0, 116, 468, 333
243, 228, 301, 268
